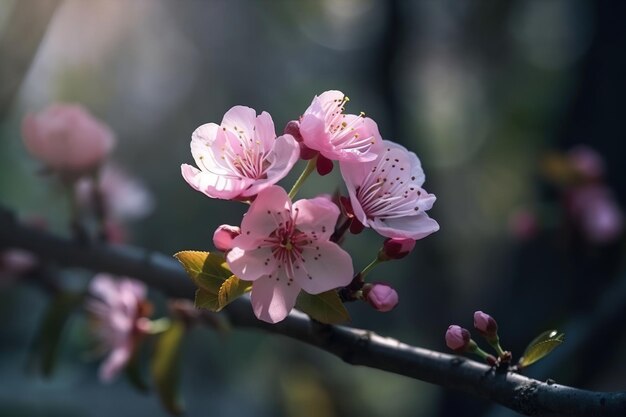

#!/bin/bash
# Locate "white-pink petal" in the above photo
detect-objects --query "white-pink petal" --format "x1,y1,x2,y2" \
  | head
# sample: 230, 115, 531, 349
296, 241, 353, 294
251, 272, 301, 323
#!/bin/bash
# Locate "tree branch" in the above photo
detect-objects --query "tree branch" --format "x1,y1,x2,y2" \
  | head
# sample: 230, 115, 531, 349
0, 207, 624, 417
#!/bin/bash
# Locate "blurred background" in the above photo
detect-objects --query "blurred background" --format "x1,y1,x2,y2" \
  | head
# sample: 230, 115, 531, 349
1, 0, 626, 416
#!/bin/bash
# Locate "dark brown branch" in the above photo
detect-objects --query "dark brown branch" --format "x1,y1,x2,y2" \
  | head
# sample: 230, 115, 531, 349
0, 207, 625, 417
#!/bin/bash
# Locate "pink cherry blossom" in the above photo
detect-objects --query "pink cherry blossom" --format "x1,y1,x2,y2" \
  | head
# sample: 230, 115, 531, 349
22, 104, 115, 176
299, 90, 382, 163
181, 106, 300, 200
340, 140, 439, 240
85, 274, 149, 382
226, 186, 353, 323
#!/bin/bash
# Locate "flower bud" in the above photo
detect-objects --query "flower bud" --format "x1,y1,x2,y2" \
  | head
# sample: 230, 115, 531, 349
379, 238, 416, 260
284, 120, 303, 142
213, 224, 241, 252
22, 104, 115, 177
364, 283, 399, 312
445, 325, 471, 352
473, 311, 498, 338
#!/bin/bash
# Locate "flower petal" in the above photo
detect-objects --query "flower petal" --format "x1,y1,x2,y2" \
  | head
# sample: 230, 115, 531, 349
370, 214, 440, 240
254, 111, 276, 149
221, 105, 256, 137
181, 163, 248, 200
99, 343, 133, 383
250, 272, 301, 323
227, 247, 276, 281
297, 241, 353, 294
292, 196, 340, 241
239, 186, 291, 238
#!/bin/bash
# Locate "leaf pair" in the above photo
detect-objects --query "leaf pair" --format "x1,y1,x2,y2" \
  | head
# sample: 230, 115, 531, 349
174, 251, 251, 312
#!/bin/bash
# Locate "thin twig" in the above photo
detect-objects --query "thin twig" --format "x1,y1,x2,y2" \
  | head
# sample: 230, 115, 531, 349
0, 206, 625, 417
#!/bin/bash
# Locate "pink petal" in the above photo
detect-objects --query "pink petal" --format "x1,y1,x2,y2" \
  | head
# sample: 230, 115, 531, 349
221, 105, 256, 136
370, 214, 440, 240
180, 163, 249, 200
99, 343, 133, 383
241, 134, 299, 197
226, 247, 276, 282
292, 196, 340, 241
297, 241, 353, 294
250, 272, 301, 323
254, 111, 276, 149
239, 186, 291, 238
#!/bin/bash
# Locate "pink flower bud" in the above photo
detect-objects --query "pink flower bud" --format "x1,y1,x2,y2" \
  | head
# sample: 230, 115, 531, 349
445, 325, 471, 352
213, 224, 241, 252
380, 238, 416, 260
473, 311, 498, 338
316, 154, 334, 176
365, 283, 399, 312
22, 104, 115, 177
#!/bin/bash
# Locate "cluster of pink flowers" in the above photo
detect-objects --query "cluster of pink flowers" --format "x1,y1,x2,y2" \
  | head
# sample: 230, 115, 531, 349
182, 90, 439, 323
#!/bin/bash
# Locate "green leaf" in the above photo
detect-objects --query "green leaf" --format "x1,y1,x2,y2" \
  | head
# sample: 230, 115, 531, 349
151, 320, 186, 415
217, 275, 252, 312
295, 290, 350, 324
194, 288, 219, 311
174, 250, 231, 294
28, 292, 84, 377
125, 352, 150, 393
518, 329, 565, 368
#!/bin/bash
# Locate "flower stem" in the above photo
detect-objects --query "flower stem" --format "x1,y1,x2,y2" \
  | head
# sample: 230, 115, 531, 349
360, 258, 383, 278
288, 156, 318, 200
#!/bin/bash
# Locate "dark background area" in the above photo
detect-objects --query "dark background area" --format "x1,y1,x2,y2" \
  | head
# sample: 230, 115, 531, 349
1, 1, 625, 416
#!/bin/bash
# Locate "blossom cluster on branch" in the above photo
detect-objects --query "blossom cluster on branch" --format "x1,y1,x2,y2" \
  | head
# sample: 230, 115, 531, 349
179, 90, 439, 323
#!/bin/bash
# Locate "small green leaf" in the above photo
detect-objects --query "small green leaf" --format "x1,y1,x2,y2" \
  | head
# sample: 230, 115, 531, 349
174, 250, 232, 294
28, 292, 84, 377
217, 275, 252, 311
151, 320, 186, 415
194, 288, 220, 311
295, 290, 350, 324
518, 329, 565, 368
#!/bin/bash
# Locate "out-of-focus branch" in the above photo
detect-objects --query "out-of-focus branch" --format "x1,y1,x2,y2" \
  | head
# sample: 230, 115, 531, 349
0, 207, 625, 417
0, 0, 62, 117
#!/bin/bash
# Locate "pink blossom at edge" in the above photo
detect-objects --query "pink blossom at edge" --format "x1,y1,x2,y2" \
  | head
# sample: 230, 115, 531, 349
181, 106, 300, 200
299, 90, 382, 163
226, 186, 353, 323
340, 140, 439, 240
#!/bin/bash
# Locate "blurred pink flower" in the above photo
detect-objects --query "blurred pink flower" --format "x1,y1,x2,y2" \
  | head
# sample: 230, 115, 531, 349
0, 249, 37, 287
365, 283, 399, 312
22, 104, 115, 176
299, 90, 382, 163
86, 274, 149, 382
340, 140, 439, 239
75, 164, 154, 222
567, 185, 624, 244
567, 145, 605, 181
226, 186, 353, 323
181, 106, 299, 200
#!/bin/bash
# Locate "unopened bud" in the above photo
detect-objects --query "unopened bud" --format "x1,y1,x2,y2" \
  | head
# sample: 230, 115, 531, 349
445, 325, 471, 352
364, 283, 399, 312
379, 238, 416, 260
473, 311, 498, 338
212, 224, 240, 252
284, 120, 303, 142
